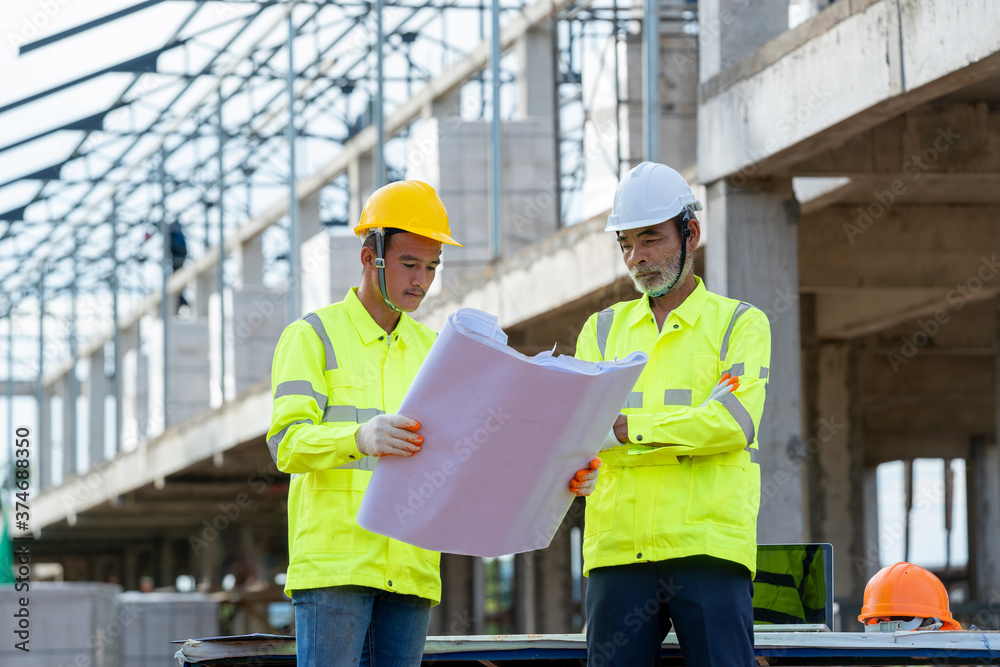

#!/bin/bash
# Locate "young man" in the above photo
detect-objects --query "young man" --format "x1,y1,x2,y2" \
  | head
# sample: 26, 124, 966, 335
269, 180, 600, 666
576, 162, 771, 666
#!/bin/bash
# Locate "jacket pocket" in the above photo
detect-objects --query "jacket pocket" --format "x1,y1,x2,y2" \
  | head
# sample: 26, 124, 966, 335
304, 470, 369, 554
684, 451, 750, 529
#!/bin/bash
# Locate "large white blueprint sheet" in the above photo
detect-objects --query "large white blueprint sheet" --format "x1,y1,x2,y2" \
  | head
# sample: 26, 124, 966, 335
357, 308, 647, 557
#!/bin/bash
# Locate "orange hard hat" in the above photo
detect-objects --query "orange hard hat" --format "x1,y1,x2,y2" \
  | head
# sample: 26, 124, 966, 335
858, 562, 961, 630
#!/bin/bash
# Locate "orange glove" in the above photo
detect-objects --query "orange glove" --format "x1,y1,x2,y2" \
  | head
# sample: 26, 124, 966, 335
700, 373, 739, 407
569, 457, 602, 496
355, 414, 422, 457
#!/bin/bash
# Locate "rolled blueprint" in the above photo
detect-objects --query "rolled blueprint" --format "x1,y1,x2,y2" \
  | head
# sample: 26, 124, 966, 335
358, 308, 647, 557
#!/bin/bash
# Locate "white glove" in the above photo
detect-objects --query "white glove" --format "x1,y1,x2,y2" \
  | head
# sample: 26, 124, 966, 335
569, 458, 602, 496
700, 373, 739, 407
355, 414, 422, 457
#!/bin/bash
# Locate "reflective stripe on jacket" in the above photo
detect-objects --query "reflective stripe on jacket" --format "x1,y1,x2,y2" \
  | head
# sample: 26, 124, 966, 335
267, 287, 441, 602
575, 277, 770, 577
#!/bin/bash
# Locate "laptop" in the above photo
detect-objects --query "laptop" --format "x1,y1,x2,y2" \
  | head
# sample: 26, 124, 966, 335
753, 543, 834, 630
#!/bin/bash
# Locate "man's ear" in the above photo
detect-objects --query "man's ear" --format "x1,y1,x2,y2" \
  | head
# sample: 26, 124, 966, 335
360, 245, 375, 270
686, 218, 702, 250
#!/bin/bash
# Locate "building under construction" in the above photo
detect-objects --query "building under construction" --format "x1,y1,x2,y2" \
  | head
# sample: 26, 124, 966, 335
1, 0, 998, 651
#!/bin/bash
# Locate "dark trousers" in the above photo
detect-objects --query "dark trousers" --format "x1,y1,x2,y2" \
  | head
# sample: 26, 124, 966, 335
585, 555, 755, 667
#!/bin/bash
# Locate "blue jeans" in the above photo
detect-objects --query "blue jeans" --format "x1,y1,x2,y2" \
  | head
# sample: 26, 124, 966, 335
586, 555, 755, 667
292, 586, 432, 667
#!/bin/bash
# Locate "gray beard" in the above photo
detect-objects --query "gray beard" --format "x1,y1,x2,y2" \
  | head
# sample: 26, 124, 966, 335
631, 253, 693, 298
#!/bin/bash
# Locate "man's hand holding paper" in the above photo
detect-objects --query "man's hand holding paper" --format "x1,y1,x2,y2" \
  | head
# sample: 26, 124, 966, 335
357, 308, 646, 557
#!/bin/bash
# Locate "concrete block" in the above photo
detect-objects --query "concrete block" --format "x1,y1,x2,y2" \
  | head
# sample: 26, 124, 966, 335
407, 117, 559, 281
0, 582, 122, 667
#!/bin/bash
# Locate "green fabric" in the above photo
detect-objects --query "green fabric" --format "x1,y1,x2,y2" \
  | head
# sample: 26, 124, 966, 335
0, 508, 14, 584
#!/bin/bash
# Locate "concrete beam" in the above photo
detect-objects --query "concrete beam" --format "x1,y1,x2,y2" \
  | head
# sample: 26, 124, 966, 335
26, 387, 272, 535
858, 297, 996, 351
800, 174, 1000, 215
786, 103, 1000, 177
816, 286, 1000, 340
698, 0, 1000, 182
861, 353, 992, 396
800, 206, 1000, 290
1, 380, 37, 395
864, 431, 975, 466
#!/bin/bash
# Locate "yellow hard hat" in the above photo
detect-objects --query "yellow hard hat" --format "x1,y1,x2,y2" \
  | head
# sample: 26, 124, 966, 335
354, 180, 462, 246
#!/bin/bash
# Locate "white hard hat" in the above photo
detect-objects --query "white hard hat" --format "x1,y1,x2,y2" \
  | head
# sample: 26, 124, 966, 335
606, 161, 703, 232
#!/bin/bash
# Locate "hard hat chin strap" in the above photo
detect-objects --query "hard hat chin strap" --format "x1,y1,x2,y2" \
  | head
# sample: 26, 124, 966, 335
649, 208, 692, 298
373, 229, 405, 313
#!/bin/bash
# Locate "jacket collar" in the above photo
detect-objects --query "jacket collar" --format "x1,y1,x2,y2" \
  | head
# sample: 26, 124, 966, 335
626, 276, 708, 329
344, 287, 414, 345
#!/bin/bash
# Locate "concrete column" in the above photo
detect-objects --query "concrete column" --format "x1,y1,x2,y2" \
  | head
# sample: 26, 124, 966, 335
86, 347, 107, 467
229, 287, 285, 396
472, 558, 486, 634
301, 231, 358, 316
119, 324, 143, 451
166, 322, 211, 425
144, 318, 166, 438
704, 177, 804, 543
581, 34, 624, 220
159, 539, 176, 593
969, 298, 1000, 606
516, 20, 556, 119
969, 436, 1000, 602
535, 523, 574, 632
298, 191, 322, 245
861, 466, 880, 586
348, 154, 375, 227
514, 553, 537, 633
197, 531, 224, 590
123, 545, 139, 591
40, 383, 55, 489
433, 554, 475, 636
807, 341, 865, 597
237, 234, 265, 289
698, 0, 788, 81
60, 374, 77, 480
424, 86, 464, 120
195, 271, 214, 319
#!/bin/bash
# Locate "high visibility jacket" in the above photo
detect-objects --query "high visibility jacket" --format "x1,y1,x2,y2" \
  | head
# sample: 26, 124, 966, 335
575, 277, 770, 577
753, 546, 826, 625
267, 288, 441, 602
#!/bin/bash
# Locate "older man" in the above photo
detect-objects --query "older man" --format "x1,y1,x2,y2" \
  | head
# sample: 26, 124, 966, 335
576, 162, 771, 666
